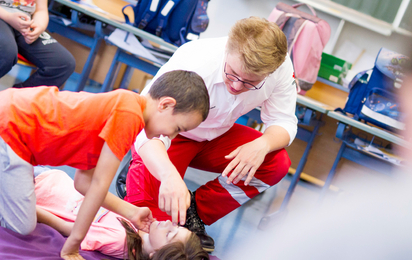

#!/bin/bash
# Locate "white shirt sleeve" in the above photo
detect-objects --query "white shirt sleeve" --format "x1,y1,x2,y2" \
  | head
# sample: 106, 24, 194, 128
260, 56, 298, 146
134, 129, 172, 153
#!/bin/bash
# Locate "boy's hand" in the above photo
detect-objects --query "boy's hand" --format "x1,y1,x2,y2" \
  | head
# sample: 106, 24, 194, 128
158, 174, 191, 226
129, 206, 154, 233
22, 20, 44, 44
60, 236, 85, 260
5, 12, 33, 32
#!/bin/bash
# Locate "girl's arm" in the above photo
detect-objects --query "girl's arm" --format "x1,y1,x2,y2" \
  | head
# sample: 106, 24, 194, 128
36, 206, 73, 237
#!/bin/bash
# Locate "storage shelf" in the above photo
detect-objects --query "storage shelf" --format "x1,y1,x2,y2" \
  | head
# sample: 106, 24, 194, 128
295, 0, 408, 36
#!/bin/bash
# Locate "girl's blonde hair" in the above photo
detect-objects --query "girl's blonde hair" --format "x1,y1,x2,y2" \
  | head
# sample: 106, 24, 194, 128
227, 16, 287, 76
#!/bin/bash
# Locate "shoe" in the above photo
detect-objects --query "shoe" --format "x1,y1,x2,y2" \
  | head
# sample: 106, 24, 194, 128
183, 190, 215, 252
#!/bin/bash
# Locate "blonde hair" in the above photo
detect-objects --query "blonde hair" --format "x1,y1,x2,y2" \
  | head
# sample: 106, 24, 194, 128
227, 16, 287, 76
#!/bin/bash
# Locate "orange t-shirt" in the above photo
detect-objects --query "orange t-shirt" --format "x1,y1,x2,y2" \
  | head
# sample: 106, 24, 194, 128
0, 87, 146, 170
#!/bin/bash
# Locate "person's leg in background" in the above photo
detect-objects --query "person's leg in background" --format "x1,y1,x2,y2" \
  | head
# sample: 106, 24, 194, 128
187, 123, 291, 225
14, 30, 75, 88
0, 137, 36, 235
0, 19, 19, 79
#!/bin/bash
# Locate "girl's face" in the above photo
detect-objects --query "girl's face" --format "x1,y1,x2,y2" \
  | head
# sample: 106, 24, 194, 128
142, 220, 191, 253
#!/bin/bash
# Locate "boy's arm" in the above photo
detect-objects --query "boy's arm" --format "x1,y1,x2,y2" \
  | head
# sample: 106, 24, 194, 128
138, 139, 191, 226
74, 168, 153, 233
31, 0, 48, 30
0, 7, 32, 32
61, 142, 120, 259
23, 0, 48, 44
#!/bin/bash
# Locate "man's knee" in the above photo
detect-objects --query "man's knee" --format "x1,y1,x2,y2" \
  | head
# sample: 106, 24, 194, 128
259, 148, 291, 186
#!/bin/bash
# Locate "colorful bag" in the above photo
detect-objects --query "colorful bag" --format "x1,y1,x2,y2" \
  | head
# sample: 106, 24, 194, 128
122, 0, 209, 47
341, 48, 410, 132
268, 3, 331, 93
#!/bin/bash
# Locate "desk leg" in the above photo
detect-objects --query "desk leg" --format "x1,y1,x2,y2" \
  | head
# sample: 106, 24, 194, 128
75, 21, 104, 92
318, 141, 346, 201
101, 49, 122, 92
258, 116, 321, 229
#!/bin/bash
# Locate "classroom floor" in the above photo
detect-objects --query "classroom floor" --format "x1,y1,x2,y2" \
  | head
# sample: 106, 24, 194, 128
2, 66, 410, 260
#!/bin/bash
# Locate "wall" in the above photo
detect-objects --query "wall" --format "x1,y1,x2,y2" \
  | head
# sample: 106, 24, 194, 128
201, 0, 411, 72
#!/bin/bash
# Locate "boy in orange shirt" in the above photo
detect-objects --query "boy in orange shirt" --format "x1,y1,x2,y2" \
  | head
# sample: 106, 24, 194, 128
0, 70, 209, 260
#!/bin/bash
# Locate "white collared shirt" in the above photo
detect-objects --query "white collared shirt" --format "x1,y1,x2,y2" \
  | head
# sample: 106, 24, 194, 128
135, 37, 298, 151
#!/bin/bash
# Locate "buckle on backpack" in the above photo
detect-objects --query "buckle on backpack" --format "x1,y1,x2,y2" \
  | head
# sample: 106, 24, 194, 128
156, 26, 162, 37
138, 19, 148, 29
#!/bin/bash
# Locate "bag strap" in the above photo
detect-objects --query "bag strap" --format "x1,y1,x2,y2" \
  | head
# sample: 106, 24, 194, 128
291, 3, 317, 16
137, 0, 162, 29
122, 4, 134, 25
154, 0, 182, 37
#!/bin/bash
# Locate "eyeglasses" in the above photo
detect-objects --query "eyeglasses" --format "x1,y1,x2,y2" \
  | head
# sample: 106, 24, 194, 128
224, 62, 267, 90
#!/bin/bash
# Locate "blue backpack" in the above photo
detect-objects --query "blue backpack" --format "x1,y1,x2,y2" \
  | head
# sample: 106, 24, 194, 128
341, 48, 409, 132
122, 0, 209, 47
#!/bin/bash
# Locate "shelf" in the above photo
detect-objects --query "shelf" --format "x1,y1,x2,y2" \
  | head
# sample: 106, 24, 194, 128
316, 76, 349, 92
295, 0, 398, 36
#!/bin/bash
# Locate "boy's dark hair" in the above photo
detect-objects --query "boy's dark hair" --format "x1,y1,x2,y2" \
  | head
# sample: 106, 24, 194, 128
148, 70, 210, 121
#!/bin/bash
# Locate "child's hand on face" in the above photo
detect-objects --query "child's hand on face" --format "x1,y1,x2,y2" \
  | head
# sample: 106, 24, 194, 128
6, 12, 33, 33
129, 206, 154, 233
22, 19, 43, 44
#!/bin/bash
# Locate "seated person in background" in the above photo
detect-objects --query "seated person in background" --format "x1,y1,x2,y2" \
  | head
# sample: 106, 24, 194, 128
0, 70, 210, 260
34, 168, 209, 260
0, 0, 75, 88
125, 16, 297, 252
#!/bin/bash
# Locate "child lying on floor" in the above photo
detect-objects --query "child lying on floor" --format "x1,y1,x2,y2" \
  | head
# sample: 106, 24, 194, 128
0, 70, 209, 259
35, 168, 209, 260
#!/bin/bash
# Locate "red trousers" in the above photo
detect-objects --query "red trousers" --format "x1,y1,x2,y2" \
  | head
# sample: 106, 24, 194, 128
125, 124, 291, 225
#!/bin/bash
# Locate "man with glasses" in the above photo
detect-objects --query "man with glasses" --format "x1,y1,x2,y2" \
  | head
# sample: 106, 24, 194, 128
125, 16, 298, 252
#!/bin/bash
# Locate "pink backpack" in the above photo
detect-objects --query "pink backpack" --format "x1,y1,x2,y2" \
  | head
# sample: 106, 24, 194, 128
268, 3, 331, 94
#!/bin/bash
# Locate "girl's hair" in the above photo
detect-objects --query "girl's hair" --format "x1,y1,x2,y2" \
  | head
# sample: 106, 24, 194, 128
227, 16, 287, 76
119, 219, 210, 260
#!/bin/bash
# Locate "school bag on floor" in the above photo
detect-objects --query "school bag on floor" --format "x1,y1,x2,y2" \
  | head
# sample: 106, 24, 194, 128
122, 0, 209, 47
268, 3, 331, 93
340, 48, 410, 132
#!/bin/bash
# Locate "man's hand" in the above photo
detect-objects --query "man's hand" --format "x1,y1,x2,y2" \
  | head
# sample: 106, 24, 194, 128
222, 138, 270, 186
158, 173, 191, 225
128, 206, 154, 233
4, 12, 32, 33
61, 236, 85, 260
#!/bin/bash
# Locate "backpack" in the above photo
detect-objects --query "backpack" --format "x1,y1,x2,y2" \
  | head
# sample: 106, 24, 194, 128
341, 48, 410, 132
268, 3, 331, 93
122, 0, 209, 47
